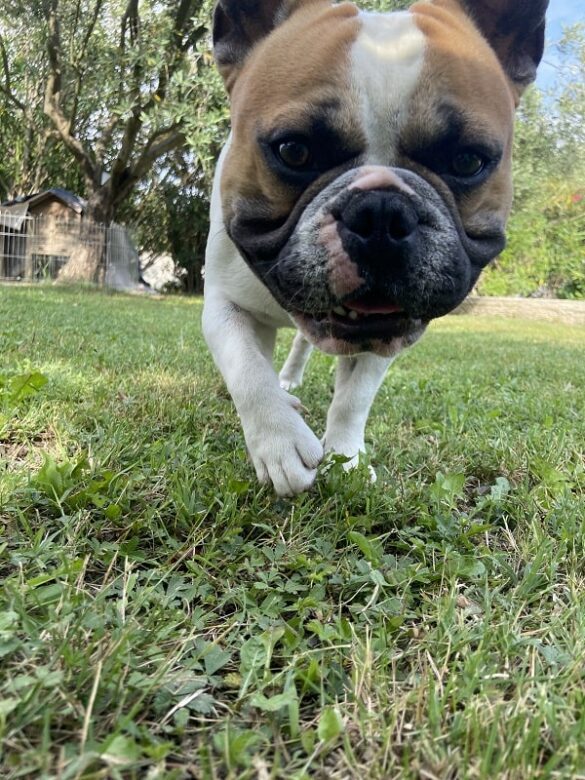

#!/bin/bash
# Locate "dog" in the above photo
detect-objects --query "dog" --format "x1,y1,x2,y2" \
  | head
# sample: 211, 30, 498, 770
203, 0, 548, 497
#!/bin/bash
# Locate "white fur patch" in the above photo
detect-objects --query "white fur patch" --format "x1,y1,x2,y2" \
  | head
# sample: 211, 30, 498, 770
351, 11, 426, 165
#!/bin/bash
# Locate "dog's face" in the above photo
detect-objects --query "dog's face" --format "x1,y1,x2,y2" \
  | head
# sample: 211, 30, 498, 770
213, 0, 547, 355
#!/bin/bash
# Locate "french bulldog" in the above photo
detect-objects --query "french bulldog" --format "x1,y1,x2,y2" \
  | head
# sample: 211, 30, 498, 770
203, 0, 548, 496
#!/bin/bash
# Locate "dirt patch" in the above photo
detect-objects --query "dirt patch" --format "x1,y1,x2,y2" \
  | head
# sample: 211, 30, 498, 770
0, 429, 56, 471
0, 441, 31, 468
453, 297, 585, 326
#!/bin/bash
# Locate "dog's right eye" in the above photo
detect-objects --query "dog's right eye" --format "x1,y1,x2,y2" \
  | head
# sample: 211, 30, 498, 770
276, 140, 312, 169
451, 151, 486, 178
262, 125, 362, 185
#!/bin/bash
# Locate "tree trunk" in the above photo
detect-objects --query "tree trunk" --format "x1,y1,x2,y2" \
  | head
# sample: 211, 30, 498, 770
58, 186, 113, 284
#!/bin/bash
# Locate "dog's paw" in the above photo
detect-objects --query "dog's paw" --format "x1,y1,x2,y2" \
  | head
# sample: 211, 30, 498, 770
244, 393, 324, 497
278, 368, 305, 392
278, 373, 301, 392
278, 334, 312, 391
322, 437, 377, 482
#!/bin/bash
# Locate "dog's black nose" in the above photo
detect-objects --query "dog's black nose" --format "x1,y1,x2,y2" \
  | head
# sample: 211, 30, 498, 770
340, 190, 419, 261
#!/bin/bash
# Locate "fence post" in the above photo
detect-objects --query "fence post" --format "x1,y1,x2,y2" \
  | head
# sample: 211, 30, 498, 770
24, 217, 35, 279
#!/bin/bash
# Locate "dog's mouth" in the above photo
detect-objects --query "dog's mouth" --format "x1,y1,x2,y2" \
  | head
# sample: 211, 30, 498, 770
291, 293, 423, 352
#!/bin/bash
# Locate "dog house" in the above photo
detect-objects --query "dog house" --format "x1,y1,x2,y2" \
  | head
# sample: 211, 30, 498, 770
0, 189, 140, 288
0, 189, 85, 280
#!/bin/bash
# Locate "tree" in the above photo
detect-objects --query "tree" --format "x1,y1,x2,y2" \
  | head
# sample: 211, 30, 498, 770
3, 0, 579, 297
0, 11, 83, 199
480, 25, 585, 298
0, 0, 223, 279
119, 150, 220, 294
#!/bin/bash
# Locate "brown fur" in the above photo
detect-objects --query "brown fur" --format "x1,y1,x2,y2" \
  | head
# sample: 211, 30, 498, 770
408, 1, 515, 227
217, 0, 326, 91
221, 0, 520, 234
221, 2, 361, 221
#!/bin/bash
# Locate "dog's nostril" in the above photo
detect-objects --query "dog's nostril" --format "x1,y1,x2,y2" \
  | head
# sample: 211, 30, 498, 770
386, 203, 418, 241
348, 204, 377, 239
342, 191, 419, 245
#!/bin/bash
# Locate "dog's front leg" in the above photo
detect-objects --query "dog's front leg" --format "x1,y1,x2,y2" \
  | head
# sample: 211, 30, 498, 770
279, 332, 314, 391
323, 353, 394, 473
203, 292, 324, 496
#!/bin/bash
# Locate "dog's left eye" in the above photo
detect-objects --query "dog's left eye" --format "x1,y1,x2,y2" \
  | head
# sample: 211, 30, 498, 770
451, 151, 486, 178
276, 140, 312, 169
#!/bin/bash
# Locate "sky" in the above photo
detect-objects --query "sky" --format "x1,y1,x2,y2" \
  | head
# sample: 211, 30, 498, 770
537, 0, 584, 91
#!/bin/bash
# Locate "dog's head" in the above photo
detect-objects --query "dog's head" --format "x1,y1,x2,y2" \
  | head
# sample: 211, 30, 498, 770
213, 0, 548, 355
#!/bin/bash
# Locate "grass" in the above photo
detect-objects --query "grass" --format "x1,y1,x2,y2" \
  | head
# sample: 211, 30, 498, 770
1, 284, 584, 780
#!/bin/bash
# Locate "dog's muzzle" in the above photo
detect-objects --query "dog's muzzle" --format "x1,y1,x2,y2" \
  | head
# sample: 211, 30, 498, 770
227, 165, 496, 356
264, 166, 469, 354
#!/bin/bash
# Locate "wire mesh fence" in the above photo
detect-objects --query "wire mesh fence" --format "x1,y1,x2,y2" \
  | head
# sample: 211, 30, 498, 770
0, 212, 140, 289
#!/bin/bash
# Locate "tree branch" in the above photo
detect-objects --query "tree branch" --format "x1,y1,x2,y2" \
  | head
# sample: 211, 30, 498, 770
70, 0, 104, 128
95, 114, 121, 168
0, 34, 27, 112
114, 125, 186, 205
106, 2, 207, 208
42, 0, 96, 185
109, 0, 145, 179
120, 0, 140, 49
142, 3, 206, 115
135, 124, 186, 175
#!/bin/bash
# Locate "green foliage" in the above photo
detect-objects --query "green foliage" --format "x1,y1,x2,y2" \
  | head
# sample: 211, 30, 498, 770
481, 182, 584, 298
318, 706, 344, 742
122, 172, 215, 294
0, 371, 48, 434
0, 0, 219, 219
481, 27, 585, 298
359, 0, 411, 9
0, 371, 47, 406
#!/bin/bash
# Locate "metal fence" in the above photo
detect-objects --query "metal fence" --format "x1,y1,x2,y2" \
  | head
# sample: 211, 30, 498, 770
0, 213, 140, 289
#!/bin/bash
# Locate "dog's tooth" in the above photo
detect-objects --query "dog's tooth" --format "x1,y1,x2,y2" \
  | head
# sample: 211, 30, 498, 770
348, 310, 359, 320
333, 306, 347, 316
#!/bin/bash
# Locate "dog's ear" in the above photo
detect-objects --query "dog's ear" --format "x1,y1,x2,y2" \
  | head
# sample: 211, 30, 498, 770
453, 0, 549, 99
213, 0, 318, 92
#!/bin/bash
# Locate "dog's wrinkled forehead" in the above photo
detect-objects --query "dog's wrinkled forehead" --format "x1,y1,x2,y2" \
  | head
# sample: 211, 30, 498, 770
214, 0, 547, 100
226, 3, 363, 163
214, 1, 360, 96
353, 5, 517, 164
223, 0, 514, 143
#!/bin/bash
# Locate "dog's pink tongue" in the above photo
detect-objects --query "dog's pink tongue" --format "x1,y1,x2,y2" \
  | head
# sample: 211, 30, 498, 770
346, 298, 404, 314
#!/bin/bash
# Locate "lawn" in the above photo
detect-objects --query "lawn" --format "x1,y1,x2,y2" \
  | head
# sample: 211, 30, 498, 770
1, 285, 584, 780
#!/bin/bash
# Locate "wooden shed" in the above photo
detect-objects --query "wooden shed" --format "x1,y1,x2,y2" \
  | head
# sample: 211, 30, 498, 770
0, 189, 85, 280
